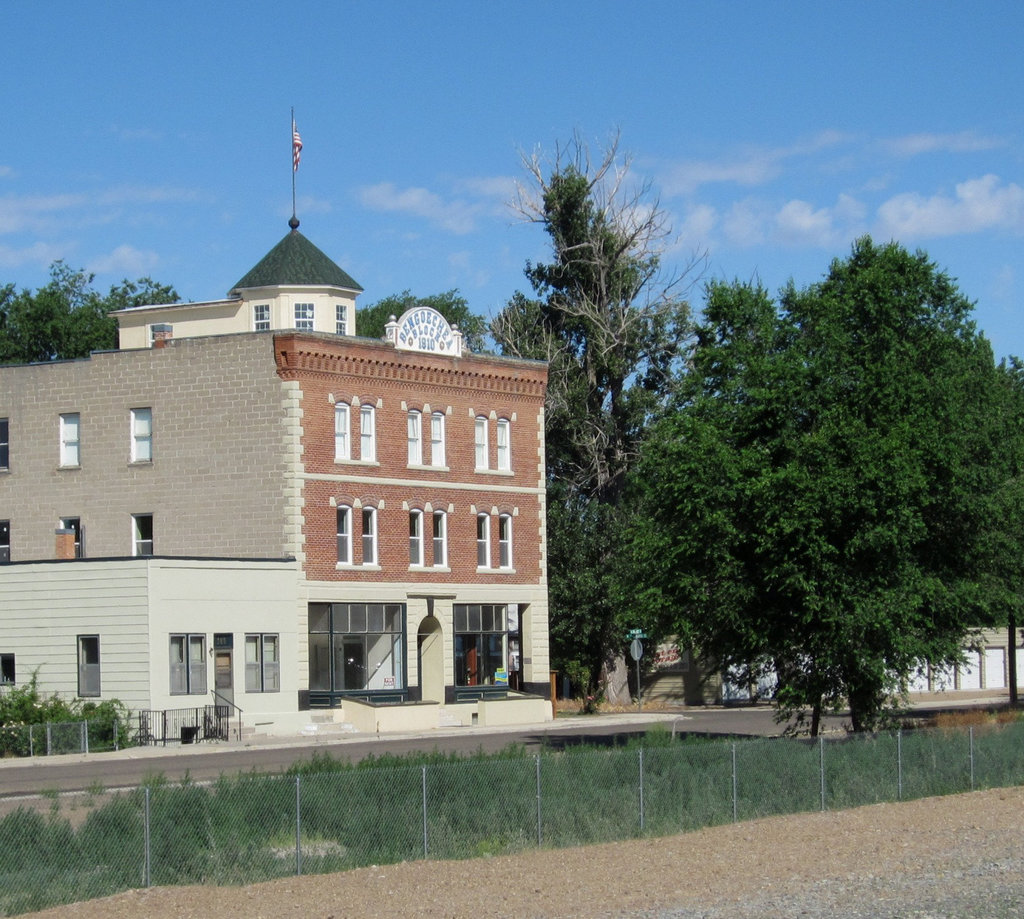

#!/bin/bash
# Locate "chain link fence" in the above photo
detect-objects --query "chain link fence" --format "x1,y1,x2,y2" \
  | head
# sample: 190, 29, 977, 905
2, 719, 1023, 916
0, 719, 126, 758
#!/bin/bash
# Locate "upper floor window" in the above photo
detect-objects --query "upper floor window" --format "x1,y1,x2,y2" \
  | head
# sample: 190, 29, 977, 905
496, 418, 511, 471
253, 303, 271, 332
77, 635, 101, 697
0, 417, 8, 469
294, 302, 315, 330
361, 507, 377, 565
337, 506, 352, 565
430, 412, 445, 467
132, 513, 153, 557
476, 513, 491, 568
0, 519, 9, 563
409, 509, 424, 566
498, 514, 513, 568
474, 416, 488, 470
407, 410, 423, 465
360, 404, 376, 461
336, 304, 348, 336
334, 403, 350, 461
432, 510, 447, 568
59, 413, 80, 467
0, 652, 13, 684
131, 408, 153, 463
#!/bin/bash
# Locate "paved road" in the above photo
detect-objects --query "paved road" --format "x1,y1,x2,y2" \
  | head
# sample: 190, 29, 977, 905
0, 707, 802, 798
0, 694, 999, 799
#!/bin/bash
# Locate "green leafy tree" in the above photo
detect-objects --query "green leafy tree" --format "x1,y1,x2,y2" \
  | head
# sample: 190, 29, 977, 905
631, 238, 999, 733
357, 289, 489, 352
492, 133, 699, 702
0, 262, 178, 365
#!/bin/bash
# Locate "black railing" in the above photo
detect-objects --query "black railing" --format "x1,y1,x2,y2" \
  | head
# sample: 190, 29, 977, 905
136, 705, 228, 745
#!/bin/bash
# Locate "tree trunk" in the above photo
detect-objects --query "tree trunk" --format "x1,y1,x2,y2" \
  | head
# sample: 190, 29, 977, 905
1009, 616, 1018, 707
601, 652, 632, 707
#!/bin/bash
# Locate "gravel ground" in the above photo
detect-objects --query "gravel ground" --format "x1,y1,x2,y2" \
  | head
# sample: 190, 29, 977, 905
21, 786, 1024, 919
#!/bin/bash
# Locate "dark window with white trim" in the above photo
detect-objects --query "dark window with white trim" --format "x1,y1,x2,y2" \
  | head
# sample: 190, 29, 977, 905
245, 633, 280, 692
294, 302, 314, 330
132, 514, 153, 556
432, 510, 447, 567
498, 513, 512, 568
0, 653, 14, 684
476, 513, 490, 567
409, 509, 424, 566
361, 507, 377, 565
253, 303, 270, 331
0, 520, 9, 563
0, 417, 8, 469
77, 635, 100, 697
337, 506, 352, 564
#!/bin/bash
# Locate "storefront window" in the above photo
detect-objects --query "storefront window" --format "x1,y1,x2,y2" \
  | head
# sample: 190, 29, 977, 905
309, 603, 405, 693
454, 604, 510, 686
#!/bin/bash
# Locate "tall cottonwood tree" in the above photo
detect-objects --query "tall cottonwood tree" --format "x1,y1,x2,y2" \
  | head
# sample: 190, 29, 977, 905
631, 238, 999, 733
492, 133, 700, 702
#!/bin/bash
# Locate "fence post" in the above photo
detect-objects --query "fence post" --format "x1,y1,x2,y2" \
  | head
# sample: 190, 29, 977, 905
638, 748, 645, 833
46, 722, 52, 756
731, 743, 738, 823
295, 775, 302, 876
536, 754, 543, 846
819, 737, 826, 812
83, 720, 89, 755
29, 724, 34, 758
897, 730, 903, 801
969, 725, 975, 791
422, 765, 429, 859
143, 786, 151, 888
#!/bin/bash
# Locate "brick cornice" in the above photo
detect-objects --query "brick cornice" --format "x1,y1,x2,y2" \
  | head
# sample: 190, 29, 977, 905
274, 333, 546, 399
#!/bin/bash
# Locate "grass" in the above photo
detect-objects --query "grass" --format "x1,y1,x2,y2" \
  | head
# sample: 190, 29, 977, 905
1, 718, 1023, 916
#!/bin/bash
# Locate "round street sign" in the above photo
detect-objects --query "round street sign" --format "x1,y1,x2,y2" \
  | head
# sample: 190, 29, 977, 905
630, 638, 644, 661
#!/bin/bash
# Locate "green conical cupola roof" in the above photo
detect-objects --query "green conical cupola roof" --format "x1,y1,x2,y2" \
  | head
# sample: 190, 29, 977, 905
231, 227, 362, 293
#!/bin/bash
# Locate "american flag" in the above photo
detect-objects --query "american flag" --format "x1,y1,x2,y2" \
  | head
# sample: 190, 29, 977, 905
292, 121, 303, 172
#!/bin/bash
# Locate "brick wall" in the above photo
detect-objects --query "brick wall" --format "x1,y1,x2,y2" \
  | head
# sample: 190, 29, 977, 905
274, 332, 547, 587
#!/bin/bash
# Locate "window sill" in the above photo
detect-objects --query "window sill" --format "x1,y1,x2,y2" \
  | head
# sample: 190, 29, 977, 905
334, 458, 380, 467
408, 463, 450, 473
475, 468, 514, 476
431, 565, 451, 573
477, 566, 516, 574
336, 563, 381, 571
128, 459, 153, 467
57, 465, 81, 471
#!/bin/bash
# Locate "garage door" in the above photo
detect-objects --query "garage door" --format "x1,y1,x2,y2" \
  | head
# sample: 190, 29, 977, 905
958, 651, 981, 690
983, 647, 1006, 689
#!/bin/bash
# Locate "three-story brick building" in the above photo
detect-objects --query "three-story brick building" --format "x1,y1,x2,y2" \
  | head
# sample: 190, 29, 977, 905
0, 225, 551, 735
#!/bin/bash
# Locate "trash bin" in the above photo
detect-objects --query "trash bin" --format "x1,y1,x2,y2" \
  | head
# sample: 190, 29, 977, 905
181, 725, 200, 744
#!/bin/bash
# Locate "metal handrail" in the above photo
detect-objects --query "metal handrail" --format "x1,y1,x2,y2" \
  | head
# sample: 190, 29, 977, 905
211, 690, 243, 741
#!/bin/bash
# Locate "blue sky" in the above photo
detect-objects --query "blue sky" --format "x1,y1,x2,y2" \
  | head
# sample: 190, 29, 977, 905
3, 2, 1023, 358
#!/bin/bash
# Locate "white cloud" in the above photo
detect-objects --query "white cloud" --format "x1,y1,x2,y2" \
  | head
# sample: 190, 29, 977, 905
358, 181, 493, 234
0, 166, 12, 179
775, 200, 834, 245
876, 174, 1024, 238
882, 131, 1002, 157
0, 186, 197, 235
659, 132, 852, 197
0, 240, 68, 271
722, 199, 770, 246
86, 244, 160, 276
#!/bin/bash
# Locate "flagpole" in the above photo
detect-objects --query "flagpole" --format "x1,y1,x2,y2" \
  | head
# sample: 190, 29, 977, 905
290, 107, 297, 227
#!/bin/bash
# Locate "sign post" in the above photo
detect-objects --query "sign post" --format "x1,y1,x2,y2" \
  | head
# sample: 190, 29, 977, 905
628, 631, 646, 711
